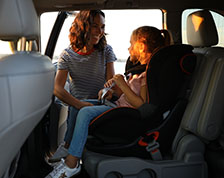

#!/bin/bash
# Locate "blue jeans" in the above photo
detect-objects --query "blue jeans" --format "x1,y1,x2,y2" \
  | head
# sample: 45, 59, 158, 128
68, 104, 112, 158
64, 99, 100, 144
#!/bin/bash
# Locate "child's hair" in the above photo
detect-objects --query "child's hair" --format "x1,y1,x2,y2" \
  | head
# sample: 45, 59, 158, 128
69, 10, 107, 51
132, 26, 172, 54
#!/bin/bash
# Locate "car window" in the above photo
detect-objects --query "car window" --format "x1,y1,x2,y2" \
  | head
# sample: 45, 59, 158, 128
40, 10, 162, 74
182, 9, 224, 47
40, 12, 58, 54
0, 40, 13, 58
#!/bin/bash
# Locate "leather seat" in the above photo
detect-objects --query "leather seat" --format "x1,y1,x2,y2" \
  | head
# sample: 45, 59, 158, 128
185, 9, 224, 178
0, 0, 55, 177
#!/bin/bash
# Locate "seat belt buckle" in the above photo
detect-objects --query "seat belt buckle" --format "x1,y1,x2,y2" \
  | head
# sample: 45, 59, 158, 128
146, 140, 162, 160
138, 131, 162, 160
146, 140, 159, 152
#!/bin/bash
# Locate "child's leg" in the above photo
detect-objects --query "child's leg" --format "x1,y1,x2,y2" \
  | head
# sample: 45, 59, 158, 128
68, 105, 112, 158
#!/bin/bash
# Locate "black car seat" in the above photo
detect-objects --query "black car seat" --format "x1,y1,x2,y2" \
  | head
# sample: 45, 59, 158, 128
0, 0, 55, 177
86, 44, 196, 157
82, 9, 224, 178
82, 43, 196, 176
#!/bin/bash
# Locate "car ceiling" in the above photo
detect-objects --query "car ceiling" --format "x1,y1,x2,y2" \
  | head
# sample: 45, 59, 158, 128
33, 0, 224, 15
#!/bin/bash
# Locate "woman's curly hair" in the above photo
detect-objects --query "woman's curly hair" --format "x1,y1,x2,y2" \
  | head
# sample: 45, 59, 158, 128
69, 10, 107, 51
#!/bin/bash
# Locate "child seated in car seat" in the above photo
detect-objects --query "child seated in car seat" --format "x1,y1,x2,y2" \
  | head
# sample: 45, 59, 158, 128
45, 26, 171, 178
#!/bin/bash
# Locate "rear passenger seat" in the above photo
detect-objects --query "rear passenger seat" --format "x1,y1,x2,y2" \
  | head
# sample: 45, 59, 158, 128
82, 9, 224, 178
185, 10, 224, 178
175, 9, 224, 148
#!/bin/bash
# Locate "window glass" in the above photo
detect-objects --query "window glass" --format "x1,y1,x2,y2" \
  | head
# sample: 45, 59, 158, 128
41, 10, 162, 74
40, 12, 58, 54
182, 9, 224, 47
0, 40, 13, 57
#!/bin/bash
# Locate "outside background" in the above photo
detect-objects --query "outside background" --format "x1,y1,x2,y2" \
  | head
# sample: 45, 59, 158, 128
40, 10, 162, 74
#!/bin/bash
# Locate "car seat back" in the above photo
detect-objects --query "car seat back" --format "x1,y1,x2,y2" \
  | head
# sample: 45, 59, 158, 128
172, 9, 224, 176
139, 44, 196, 120
173, 9, 224, 155
0, 0, 55, 177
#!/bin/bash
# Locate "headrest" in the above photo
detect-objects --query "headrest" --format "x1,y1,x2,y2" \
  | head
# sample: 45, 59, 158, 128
147, 44, 196, 111
0, 0, 39, 41
124, 57, 146, 79
187, 10, 218, 47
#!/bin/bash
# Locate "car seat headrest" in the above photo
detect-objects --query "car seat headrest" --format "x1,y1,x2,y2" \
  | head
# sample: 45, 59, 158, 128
146, 44, 196, 112
187, 10, 218, 47
124, 57, 147, 79
0, 0, 39, 41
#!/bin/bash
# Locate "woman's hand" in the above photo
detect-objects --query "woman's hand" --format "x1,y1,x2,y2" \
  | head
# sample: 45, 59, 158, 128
78, 101, 94, 109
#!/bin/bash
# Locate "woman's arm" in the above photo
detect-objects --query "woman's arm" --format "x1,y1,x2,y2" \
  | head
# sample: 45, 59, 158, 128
106, 62, 115, 81
54, 69, 93, 109
103, 62, 123, 98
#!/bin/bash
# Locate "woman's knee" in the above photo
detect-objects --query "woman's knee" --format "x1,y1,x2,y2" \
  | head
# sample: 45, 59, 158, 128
78, 106, 93, 118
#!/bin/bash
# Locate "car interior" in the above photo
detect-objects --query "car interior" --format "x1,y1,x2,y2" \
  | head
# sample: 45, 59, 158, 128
0, 0, 224, 178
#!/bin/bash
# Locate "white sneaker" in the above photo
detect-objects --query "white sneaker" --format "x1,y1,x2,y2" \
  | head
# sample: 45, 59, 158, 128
48, 144, 69, 163
45, 159, 81, 178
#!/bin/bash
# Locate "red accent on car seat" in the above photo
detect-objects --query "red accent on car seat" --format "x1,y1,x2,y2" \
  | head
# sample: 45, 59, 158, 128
151, 149, 159, 154
89, 106, 124, 126
138, 131, 159, 146
179, 53, 195, 75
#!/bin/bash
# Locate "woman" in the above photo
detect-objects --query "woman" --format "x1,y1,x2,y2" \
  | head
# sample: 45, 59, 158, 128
49, 10, 117, 162
45, 26, 171, 178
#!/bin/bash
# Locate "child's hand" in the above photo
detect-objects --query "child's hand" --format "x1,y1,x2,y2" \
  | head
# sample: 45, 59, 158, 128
98, 88, 113, 100
104, 78, 114, 88
113, 74, 126, 88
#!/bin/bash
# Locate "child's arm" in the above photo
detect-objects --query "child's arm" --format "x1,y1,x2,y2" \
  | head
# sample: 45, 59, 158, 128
113, 74, 147, 108
104, 78, 123, 98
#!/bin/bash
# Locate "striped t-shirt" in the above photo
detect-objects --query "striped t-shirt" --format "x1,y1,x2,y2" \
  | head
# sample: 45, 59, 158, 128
58, 44, 117, 99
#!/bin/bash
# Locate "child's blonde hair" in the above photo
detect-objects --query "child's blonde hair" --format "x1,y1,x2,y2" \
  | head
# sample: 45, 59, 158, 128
132, 26, 172, 54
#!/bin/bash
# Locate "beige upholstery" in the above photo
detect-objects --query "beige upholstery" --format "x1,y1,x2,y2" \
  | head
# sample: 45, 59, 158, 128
173, 9, 224, 161
0, 0, 39, 41
0, 0, 55, 177
180, 10, 224, 141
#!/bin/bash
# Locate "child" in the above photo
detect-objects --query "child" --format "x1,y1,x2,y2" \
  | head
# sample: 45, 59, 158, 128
45, 26, 171, 178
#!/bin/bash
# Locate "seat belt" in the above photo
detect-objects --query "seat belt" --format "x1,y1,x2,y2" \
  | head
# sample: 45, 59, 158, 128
138, 131, 162, 160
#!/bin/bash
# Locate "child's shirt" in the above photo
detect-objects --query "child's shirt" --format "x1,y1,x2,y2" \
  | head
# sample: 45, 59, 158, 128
115, 71, 146, 108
